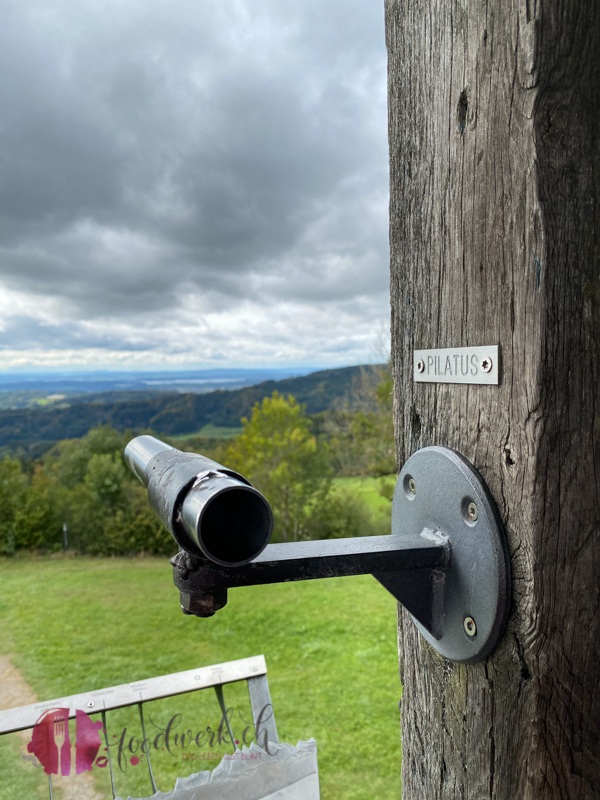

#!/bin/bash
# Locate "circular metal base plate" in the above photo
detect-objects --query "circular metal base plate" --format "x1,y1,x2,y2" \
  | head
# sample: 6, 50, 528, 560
393, 447, 511, 663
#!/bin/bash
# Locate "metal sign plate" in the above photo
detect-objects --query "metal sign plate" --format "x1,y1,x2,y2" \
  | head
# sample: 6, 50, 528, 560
414, 345, 499, 385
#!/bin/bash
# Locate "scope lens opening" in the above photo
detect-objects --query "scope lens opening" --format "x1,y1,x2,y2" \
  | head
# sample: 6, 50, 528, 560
199, 487, 272, 565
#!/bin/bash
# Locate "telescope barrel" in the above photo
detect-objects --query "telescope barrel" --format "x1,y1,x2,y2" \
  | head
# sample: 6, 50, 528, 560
124, 434, 172, 487
124, 435, 273, 566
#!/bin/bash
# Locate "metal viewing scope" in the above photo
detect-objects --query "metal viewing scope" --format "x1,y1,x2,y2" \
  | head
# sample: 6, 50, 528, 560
124, 435, 273, 566
125, 436, 511, 664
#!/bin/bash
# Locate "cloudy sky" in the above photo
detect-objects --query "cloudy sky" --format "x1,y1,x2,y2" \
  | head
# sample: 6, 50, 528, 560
0, 0, 389, 371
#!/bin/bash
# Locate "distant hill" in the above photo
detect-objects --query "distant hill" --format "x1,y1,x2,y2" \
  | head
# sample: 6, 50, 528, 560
0, 365, 375, 453
0, 366, 314, 410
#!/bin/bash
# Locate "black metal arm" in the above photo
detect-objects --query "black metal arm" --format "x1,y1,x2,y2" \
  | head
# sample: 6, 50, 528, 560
125, 436, 510, 663
171, 532, 450, 636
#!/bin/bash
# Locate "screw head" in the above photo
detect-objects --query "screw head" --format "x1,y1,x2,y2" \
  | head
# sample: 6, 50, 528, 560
408, 478, 416, 494
463, 617, 477, 637
467, 501, 478, 522
480, 356, 493, 373
416, 359, 425, 373
87, 701, 95, 708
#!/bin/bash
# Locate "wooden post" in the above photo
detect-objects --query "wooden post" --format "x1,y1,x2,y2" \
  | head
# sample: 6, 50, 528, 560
386, 1, 599, 797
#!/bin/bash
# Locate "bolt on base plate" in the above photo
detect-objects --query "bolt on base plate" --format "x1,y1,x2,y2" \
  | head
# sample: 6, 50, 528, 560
393, 447, 511, 663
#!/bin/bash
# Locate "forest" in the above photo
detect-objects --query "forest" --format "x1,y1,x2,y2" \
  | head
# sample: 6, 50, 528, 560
0, 366, 395, 556
0, 365, 367, 454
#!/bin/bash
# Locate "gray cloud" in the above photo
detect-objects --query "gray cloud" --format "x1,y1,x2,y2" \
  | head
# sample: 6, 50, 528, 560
0, 0, 388, 367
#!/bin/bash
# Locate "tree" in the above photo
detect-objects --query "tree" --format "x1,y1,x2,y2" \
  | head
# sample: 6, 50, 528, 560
387, 1, 599, 797
84, 452, 127, 508
324, 363, 396, 477
0, 457, 28, 554
49, 424, 127, 488
13, 465, 63, 551
25, 425, 170, 556
224, 392, 332, 542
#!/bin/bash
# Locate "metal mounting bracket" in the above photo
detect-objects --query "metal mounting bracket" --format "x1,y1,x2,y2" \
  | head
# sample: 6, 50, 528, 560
125, 437, 511, 664
392, 446, 511, 663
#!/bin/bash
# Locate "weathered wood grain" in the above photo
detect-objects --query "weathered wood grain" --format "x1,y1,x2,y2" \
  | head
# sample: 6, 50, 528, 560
386, 1, 599, 797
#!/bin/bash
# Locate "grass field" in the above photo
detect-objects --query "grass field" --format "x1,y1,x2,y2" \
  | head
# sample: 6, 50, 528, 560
333, 475, 395, 512
170, 424, 242, 444
0, 556, 401, 799
332, 475, 396, 534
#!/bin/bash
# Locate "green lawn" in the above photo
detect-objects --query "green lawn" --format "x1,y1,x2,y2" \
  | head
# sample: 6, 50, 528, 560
332, 475, 396, 534
333, 475, 395, 511
0, 556, 401, 799
170, 424, 242, 443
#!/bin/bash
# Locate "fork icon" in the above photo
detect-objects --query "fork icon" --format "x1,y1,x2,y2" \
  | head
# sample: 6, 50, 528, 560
53, 713, 72, 776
